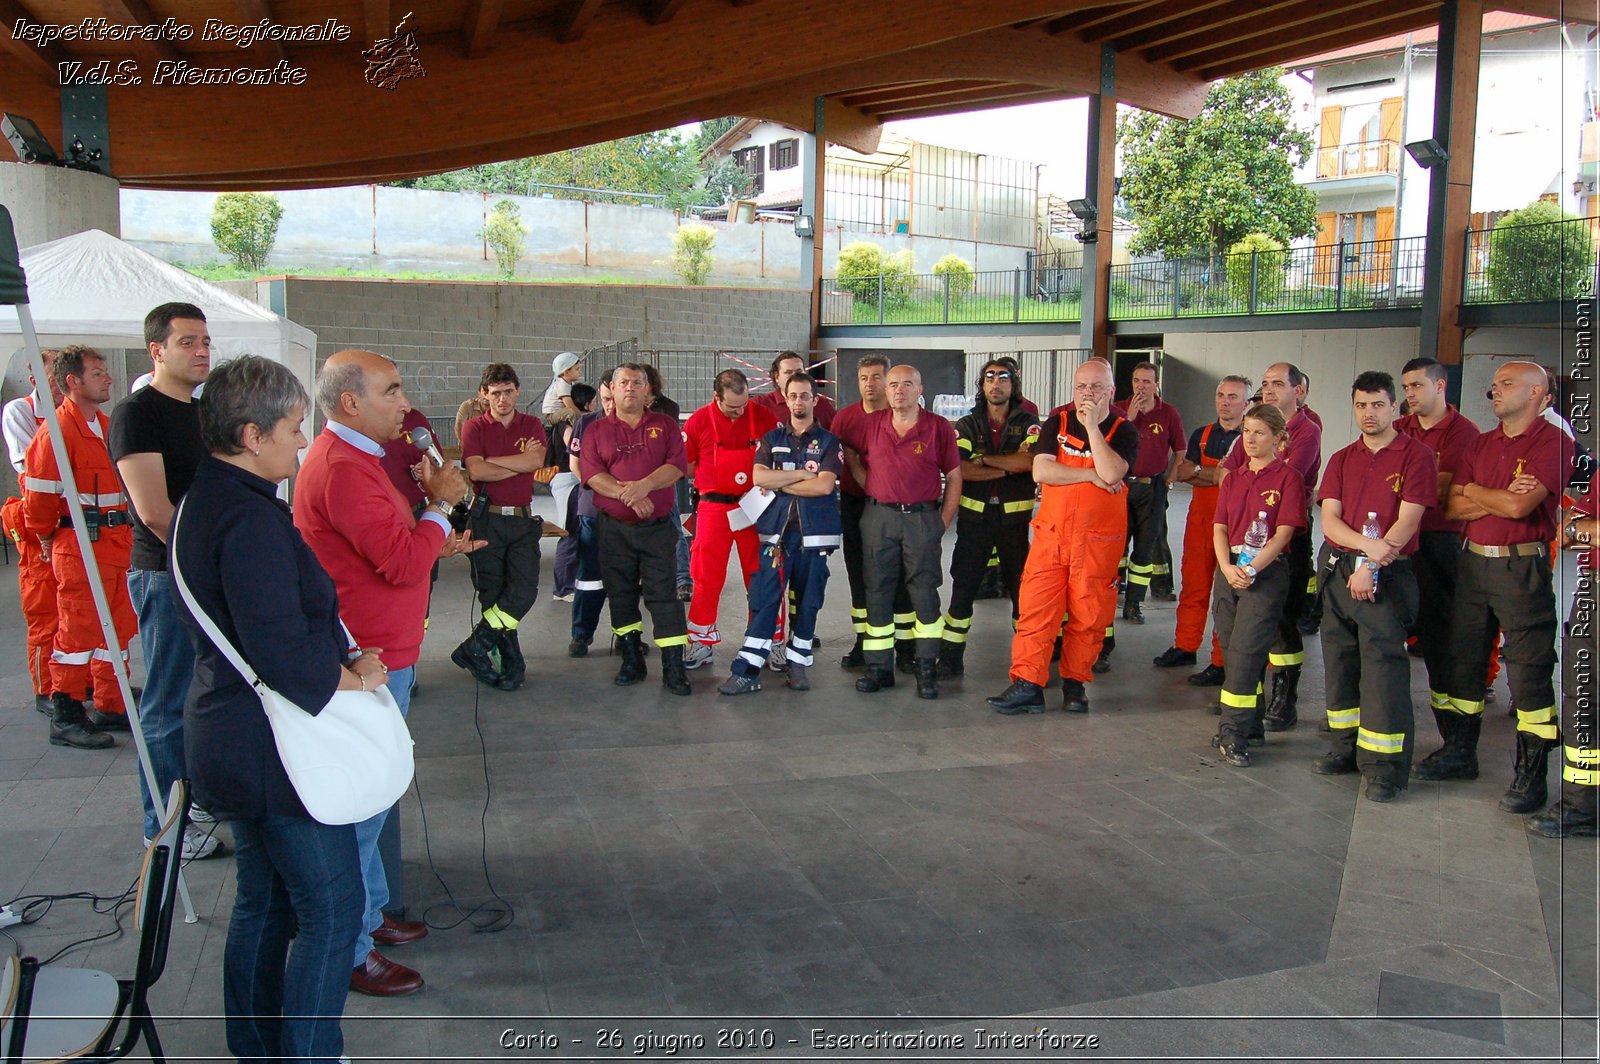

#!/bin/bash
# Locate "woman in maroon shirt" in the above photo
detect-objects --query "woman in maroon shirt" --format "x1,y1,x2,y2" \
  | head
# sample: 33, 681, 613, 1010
1210, 404, 1309, 766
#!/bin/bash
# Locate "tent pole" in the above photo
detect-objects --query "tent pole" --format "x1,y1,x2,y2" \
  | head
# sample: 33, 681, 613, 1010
15, 301, 197, 924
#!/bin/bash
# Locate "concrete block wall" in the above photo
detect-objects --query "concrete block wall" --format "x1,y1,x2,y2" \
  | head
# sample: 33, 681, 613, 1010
272, 277, 810, 445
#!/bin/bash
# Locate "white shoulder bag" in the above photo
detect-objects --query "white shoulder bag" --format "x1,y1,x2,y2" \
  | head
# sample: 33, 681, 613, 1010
170, 498, 415, 826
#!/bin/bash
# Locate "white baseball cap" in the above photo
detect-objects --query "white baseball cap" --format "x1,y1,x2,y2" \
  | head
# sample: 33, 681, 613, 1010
552, 352, 581, 375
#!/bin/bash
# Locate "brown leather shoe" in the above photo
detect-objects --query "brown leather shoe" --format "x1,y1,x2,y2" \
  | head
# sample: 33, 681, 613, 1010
350, 949, 424, 996
371, 913, 429, 946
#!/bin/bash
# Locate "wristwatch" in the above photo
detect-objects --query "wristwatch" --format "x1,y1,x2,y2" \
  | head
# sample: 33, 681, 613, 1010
1241, 563, 1257, 580
1363, 559, 1379, 573
1567, 520, 1588, 544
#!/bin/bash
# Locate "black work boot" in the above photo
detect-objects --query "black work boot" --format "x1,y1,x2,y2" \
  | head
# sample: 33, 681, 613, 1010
1414, 712, 1481, 781
613, 632, 647, 686
660, 645, 691, 696
840, 634, 866, 668
895, 642, 915, 674
988, 679, 1045, 714
1263, 665, 1300, 731
913, 658, 939, 699
495, 629, 526, 691
935, 643, 964, 679
1498, 732, 1556, 814
1526, 794, 1600, 838
1061, 679, 1090, 714
50, 692, 113, 750
451, 622, 504, 687
1092, 635, 1114, 674
855, 666, 895, 693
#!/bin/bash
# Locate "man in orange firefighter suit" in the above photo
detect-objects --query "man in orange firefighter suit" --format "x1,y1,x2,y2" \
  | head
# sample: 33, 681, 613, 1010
3, 347, 63, 715
23, 346, 137, 750
682, 368, 779, 668
988, 358, 1140, 714
1154, 374, 1251, 684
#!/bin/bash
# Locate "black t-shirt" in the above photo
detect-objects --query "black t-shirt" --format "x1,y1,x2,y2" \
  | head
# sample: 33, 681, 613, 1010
109, 385, 205, 571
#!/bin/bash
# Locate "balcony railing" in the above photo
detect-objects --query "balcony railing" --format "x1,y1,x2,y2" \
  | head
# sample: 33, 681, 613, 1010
821, 267, 1079, 326
1464, 216, 1599, 304
1315, 139, 1401, 180
1109, 236, 1427, 318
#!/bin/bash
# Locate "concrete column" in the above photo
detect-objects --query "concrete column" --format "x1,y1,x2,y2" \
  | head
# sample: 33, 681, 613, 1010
1079, 46, 1116, 359
0, 163, 120, 249
1417, 0, 1481, 365
803, 96, 827, 348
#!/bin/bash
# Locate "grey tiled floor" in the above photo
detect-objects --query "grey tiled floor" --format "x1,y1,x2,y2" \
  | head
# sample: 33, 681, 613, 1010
1, 489, 1595, 1061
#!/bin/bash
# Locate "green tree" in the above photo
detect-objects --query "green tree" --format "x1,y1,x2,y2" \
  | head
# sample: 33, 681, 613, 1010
1486, 200, 1596, 302
1118, 70, 1319, 268
209, 192, 284, 272
1226, 232, 1286, 307
932, 254, 975, 301
672, 223, 716, 285
702, 155, 755, 205
834, 241, 915, 306
481, 199, 527, 277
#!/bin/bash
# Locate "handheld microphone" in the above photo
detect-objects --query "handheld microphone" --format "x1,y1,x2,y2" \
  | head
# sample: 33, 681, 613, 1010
406, 425, 445, 466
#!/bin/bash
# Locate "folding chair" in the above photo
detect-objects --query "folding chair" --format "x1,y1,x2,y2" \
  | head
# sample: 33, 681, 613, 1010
2, 779, 191, 1064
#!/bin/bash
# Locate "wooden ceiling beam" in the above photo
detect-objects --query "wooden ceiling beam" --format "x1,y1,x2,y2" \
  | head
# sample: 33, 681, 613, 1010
1142, 0, 1393, 63
646, 0, 690, 24
1193, 5, 1441, 79
838, 80, 1010, 108
97, 0, 183, 64
0, 0, 74, 84
234, 0, 288, 64
1076, 0, 1233, 43
464, 0, 505, 58
867, 89, 1069, 122
1044, 2, 1159, 37
1493, 1, 1598, 25
553, 0, 606, 43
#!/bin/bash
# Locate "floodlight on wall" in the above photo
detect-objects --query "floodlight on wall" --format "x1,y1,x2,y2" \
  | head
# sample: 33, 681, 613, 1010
1066, 198, 1098, 222
1405, 138, 1449, 169
2, 114, 58, 164
793, 213, 815, 238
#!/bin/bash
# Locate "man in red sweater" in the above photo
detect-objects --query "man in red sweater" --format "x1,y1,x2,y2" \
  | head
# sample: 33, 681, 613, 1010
296, 349, 478, 998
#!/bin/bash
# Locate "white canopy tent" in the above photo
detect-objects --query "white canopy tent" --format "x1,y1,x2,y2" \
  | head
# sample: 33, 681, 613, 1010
0, 228, 316, 396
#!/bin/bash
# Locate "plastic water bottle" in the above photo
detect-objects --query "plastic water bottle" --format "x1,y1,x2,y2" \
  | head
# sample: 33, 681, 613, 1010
1237, 510, 1269, 568
1359, 511, 1382, 592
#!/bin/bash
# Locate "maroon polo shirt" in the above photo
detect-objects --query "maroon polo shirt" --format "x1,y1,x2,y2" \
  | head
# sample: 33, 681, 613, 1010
1396, 405, 1481, 534
1317, 432, 1438, 556
840, 407, 959, 505
830, 401, 877, 497
578, 409, 688, 523
460, 410, 547, 507
1225, 406, 1322, 494
1112, 396, 1184, 478
1214, 456, 1309, 545
1457, 416, 1569, 546
755, 388, 836, 430
683, 400, 778, 495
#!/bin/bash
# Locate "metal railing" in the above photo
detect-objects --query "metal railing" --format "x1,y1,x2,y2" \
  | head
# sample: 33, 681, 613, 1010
1109, 235, 1427, 319
1314, 139, 1401, 180
821, 267, 1080, 325
1464, 216, 1599, 304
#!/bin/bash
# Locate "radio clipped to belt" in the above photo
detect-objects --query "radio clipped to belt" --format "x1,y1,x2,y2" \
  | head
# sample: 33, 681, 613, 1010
58, 476, 131, 542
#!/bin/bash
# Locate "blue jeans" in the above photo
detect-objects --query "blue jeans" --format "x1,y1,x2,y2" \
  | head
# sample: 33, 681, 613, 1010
674, 481, 692, 585
226, 814, 363, 1064
352, 665, 413, 965
128, 569, 194, 840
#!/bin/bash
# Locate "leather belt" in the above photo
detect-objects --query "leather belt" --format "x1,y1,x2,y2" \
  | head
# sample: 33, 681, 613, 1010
869, 499, 938, 513
490, 505, 534, 518
1127, 476, 1154, 484
60, 511, 132, 529
701, 492, 741, 504
1465, 540, 1547, 559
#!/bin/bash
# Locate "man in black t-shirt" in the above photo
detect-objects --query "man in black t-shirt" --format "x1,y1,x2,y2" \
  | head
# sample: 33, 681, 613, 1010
109, 302, 220, 860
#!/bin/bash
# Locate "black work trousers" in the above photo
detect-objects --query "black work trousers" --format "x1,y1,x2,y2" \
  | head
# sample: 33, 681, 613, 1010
862, 503, 945, 666
1123, 479, 1168, 606
1213, 558, 1289, 745
1320, 549, 1419, 787
1446, 550, 1557, 737
1269, 527, 1313, 669
469, 511, 541, 626
597, 514, 688, 647
1411, 530, 1463, 707
944, 507, 1030, 645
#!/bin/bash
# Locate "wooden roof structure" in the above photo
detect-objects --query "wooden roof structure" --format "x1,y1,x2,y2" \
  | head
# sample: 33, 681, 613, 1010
0, 1, 1576, 190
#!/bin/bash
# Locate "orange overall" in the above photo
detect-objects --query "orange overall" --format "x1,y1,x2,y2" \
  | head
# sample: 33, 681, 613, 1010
3, 398, 58, 698
1174, 423, 1226, 668
22, 401, 138, 714
1010, 416, 1128, 686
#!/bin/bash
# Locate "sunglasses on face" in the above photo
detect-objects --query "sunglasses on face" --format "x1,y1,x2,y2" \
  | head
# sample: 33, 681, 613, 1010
982, 371, 1011, 381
